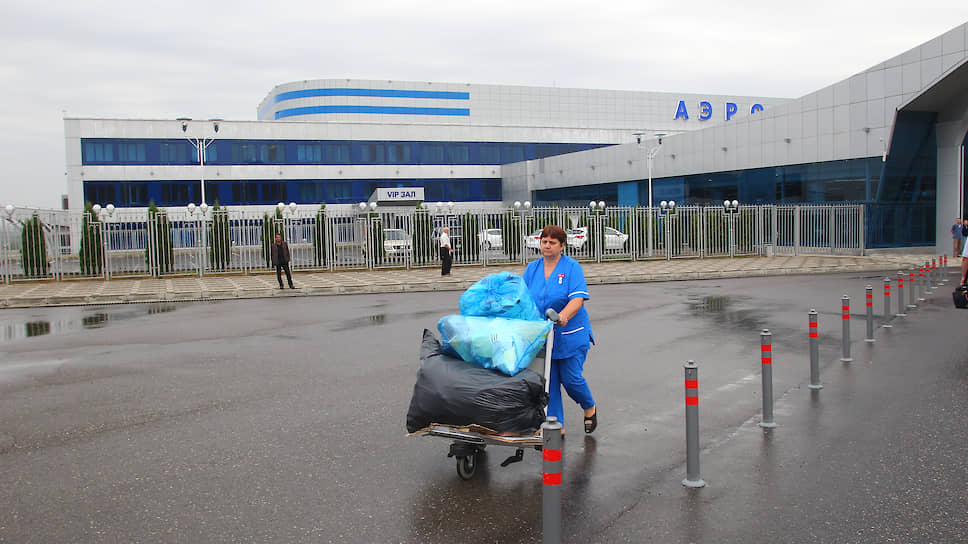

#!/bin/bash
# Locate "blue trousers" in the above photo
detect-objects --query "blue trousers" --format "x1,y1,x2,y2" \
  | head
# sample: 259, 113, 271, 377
547, 351, 595, 426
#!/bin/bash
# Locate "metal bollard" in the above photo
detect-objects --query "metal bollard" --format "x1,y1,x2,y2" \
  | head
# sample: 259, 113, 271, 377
942, 255, 948, 284
882, 278, 893, 328
541, 417, 562, 544
682, 361, 706, 488
924, 261, 933, 296
759, 330, 776, 428
808, 310, 822, 390
895, 271, 906, 317
864, 285, 875, 343
840, 295, 852, 362
917, 266, 926, 302
908, 268, 917, 309
934, 258, 942, 287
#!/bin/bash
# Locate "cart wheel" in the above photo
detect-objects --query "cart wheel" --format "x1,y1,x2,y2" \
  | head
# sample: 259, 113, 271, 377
456, 454, 477, 480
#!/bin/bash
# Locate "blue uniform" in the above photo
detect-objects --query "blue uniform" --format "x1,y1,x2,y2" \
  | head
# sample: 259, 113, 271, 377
523, 254, 595, 425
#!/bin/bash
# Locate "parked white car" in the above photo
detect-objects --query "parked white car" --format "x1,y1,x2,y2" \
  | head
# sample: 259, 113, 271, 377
478, 228, 503, 250
381, 228, 412, 256
524, 229, 543, 252
566, 227, 629, 250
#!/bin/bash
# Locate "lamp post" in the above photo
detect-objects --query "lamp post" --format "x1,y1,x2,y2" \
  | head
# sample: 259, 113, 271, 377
180, 119, 220, 206
92, 204, 115, 279
660, 200, 677, 259
187, 202, 209, 276
643, 133, 665, 257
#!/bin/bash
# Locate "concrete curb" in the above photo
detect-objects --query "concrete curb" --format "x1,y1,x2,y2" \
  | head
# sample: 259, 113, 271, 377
0, 258, 932, 308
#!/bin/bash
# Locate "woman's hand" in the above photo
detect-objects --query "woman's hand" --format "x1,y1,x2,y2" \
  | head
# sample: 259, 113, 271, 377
557, 314, 569, 327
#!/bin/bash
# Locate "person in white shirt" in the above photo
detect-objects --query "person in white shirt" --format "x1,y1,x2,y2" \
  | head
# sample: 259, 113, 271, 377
439, 227, 453, 276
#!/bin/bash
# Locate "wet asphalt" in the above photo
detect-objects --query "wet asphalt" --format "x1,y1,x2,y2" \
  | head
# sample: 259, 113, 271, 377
0, 270, 965, 543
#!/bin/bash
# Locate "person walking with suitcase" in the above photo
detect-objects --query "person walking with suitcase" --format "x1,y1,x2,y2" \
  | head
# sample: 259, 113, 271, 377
952, 218, 964, 257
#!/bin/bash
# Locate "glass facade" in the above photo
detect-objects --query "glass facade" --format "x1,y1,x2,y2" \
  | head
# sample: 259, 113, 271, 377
535, 111, 939, 248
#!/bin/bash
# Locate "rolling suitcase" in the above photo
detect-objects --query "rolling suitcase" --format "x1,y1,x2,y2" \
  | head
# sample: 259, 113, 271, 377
953, 284, 968, 309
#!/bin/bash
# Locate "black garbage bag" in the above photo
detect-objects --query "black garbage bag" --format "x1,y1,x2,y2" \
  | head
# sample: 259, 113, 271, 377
406, 329, 548, 434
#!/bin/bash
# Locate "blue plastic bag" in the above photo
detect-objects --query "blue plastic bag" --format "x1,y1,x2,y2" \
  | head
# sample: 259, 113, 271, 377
438, 315, 553, 376
459, 271, 541, 321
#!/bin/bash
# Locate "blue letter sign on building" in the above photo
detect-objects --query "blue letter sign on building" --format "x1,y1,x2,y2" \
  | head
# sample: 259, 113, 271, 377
699, 101, 712, 121
674, 101, 689, 120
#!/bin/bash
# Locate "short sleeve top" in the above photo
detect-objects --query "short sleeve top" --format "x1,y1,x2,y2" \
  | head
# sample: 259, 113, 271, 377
523, 254, 594, 358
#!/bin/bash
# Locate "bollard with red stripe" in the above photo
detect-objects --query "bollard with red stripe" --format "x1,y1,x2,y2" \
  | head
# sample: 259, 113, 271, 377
942, 255, 948, 284
932, 258, 939, 287
840, 295, 852, 362
864, 285, 875, 343
895, 271, 906, 317
908, 268, 918, 309
541, 416, 562, 544
882, 278, 893, 328
759, 330, 776, 428
808, 309, 822, 390
923, 261, 933, 296
682, 361, 706, 488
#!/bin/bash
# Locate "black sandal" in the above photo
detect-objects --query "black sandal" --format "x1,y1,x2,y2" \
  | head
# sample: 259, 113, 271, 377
584, 409, 598, 434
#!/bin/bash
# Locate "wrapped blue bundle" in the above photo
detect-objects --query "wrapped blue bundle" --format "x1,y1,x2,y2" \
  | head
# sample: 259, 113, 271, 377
459, 271, 542, 321
438, 315, 552, 376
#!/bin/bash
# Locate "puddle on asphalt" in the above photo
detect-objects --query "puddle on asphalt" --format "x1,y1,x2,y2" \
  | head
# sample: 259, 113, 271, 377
685, 294, 768, 331
1, 303, 177, 343
330, 309, 438, 332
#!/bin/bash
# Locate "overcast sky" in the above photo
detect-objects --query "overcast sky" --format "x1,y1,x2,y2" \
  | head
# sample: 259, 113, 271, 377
2, 0, 967, 208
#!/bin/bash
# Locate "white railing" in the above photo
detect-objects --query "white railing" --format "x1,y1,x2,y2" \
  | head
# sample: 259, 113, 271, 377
0, 204, 866, 283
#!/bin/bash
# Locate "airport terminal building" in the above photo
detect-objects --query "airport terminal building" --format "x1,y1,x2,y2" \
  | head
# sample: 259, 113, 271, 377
64, 22, 968, 249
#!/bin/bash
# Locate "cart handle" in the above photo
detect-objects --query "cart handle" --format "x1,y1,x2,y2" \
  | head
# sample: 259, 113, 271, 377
545, 308, 560, 322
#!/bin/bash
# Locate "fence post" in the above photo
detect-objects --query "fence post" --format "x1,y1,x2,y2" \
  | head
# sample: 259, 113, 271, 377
682, 360, 706, 488
759, 330, 776, 428
541, 416, 562, 544
840, 295, 852, 362
808, 310, 822, 390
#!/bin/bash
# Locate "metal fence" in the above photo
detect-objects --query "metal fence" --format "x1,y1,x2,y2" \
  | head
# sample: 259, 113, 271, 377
1, 204, 865, 283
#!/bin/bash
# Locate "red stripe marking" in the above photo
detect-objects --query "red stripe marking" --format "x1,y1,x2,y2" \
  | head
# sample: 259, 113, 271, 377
685, 396, 698, 406
761, 357, 772, 365
685, 379, 698, 389
543, 449, 561, 462
761, 344, 772, 352
543, 472, 561, 486
809, 332, 818, 338
842, 314, 849, 320
842, 305, 849, 311
866, 302, 873, 307
809, 322, 818, 328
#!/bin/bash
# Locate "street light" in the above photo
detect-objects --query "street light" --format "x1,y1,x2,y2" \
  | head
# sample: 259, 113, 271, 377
660, 200, 677, 215
180, 118, 220, 206
723, 200, 740, 258
643, 133, 666, 257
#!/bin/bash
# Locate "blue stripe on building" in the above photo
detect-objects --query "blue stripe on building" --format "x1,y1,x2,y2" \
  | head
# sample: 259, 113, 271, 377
274, 105, 471, 119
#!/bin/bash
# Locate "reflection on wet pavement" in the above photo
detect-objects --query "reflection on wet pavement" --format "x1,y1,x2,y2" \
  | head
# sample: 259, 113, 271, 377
1, 303, 177, 343
685, 294, 767, 331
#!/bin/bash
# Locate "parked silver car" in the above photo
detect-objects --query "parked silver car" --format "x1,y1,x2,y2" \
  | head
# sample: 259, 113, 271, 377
478, 228, 503, 250
566, 227, 629, 250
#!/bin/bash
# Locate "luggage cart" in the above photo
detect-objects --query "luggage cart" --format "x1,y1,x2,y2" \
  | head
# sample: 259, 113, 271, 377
414, 309, 558, 480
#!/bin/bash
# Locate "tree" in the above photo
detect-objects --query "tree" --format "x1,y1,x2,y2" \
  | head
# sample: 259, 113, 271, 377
146, 201, 173, 276
461, 212, 480, 261
21, 213, 48, 278
312, 204, 327, 267
208, 202, 231, 271
79, 201, 103, 276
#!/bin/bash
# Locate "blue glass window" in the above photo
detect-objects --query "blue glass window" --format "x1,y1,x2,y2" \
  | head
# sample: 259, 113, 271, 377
325, 143, 350, 163
297, 144, 322, 162
480, 145, 501, 164
503, 145, 524, 163
260, 144, 285, 163
325, 182, 352, 202
422, 144, 444, 164
162, 183, 192, 205
118, 142, 146, 162
360, 143, 385, 163
388, 143, 412, 163
448, 145, 469, 164
299, 182, 325, 202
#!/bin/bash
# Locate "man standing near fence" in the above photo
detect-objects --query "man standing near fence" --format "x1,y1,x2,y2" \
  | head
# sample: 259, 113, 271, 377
271, 233, 296, 289
952, 217, 963, 257
439, 226, 453, 276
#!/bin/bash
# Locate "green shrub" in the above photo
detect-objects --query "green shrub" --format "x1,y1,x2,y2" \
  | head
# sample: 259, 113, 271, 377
21, 213, 48, 278
208, 202, 231, 271
312, 204, 327, 267
146, 202, 173, 276
79, 201, 103, 276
